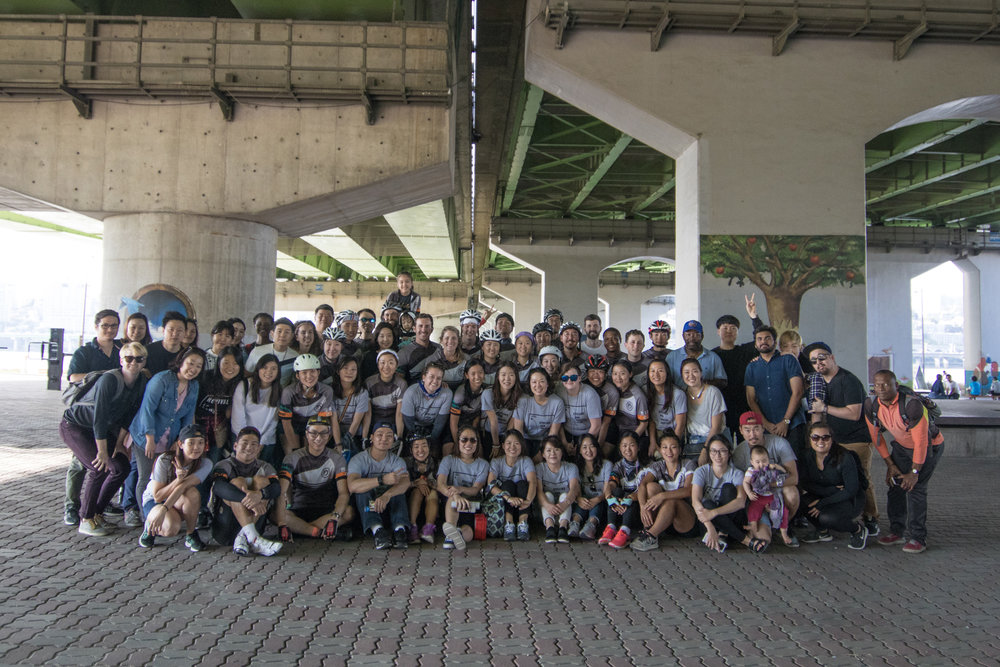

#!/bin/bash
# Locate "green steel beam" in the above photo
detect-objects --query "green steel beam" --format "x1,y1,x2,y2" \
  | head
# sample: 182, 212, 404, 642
524, 148, 608, 174
632, 178, 675, 213
0, 211, 101, 239
887, 178, 1000, 220
501, 85, 545, 213
276, 267, 300, 280
945, 206, 1000, 226
566, 135, 632, 213
867, 140, 1000, 205
865, 119, 988, 174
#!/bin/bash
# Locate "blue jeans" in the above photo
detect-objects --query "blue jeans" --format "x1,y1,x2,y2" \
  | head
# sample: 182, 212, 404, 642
354, 489, 408, 534
121, 458, 139, 511
573, 499, 607, 525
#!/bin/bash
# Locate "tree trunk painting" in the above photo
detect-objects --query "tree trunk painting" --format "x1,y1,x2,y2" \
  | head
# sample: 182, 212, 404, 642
700, 234, 865, 332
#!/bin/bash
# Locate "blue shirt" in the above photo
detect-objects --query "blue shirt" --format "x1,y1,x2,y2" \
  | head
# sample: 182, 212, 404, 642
67, 338, 120, 379
743, 354, 805, 428
665, 348, 728, 384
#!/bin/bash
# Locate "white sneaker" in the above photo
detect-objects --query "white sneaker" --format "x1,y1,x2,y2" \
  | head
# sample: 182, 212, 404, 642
442, 522, 466, 551
233, 531, 250, 556
78, 518, 109, 537
249, 535, 282, 557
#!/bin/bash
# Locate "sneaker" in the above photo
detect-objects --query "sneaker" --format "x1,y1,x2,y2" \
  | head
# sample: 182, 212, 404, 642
249, 535, 282, 557
609, 528, 630, 550
517, 523, 530, 542
503, 523, 516, 542
373, 527, 392, 550
784, 535, 800, 548
443, 540, 455, 550
105, 503, 124, 517
579, 521, 597, 541
864, 517, 880, 537
442, 522, 466, 551
233, 531, 250, 556
566, 521, 581, 539
78, 518, 109, 537
184, 532, 206, 552
393, 527, 409, 550
421, 523, 436, 544
848, 525, 869, 551
557, 526, 569, 544
902, 539, 926, 554
800, 528, 833, 544
545, 526, 558, 544
93, 514, 115, 532
597, 524, 617, 545
197, 510, 212, 530
336, 525, 354, 541
124, 508, 143, 528
138, 529, 155, 548
630, 531, 658, 552
63, 507, 80, 526
877, 533, 905, 546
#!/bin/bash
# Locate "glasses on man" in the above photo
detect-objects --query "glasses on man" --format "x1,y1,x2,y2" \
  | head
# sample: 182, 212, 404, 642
123, 356, 146, 364
809, 434, 833, 442
810, 354, 830, 365
560, 374, 579, 382
98, 323, 119, 330
306, 429, 331, 438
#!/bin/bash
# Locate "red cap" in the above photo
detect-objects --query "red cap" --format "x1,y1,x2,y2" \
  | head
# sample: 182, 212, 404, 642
739, 411, 765, 427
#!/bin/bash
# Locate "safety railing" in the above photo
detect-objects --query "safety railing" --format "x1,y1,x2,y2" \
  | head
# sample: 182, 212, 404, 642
0, 15, 452, 119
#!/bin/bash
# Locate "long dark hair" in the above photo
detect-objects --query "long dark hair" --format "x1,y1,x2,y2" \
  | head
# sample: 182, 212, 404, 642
248, 353, 281, 408
644, 359, 675, 413
807, 421, 845, 465
169, 346, 207, 383
291, 320, 322, 356
124, 312, 153, 345
372, 322, 399, 351
578, 433, 605, 475
460, 358, 486, 399
332, 356, 363, 398
204, 345, 244, 397
163, 434, 207, 482
492, 361, 522, 411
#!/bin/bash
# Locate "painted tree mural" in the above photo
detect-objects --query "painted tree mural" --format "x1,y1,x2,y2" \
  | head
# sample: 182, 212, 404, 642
701, 234, 865, 331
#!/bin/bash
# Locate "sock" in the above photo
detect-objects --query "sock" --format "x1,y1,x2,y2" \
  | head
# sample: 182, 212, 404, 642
518, 521, 528, 527
243, 523, 261, 540
620, 526, 631, 535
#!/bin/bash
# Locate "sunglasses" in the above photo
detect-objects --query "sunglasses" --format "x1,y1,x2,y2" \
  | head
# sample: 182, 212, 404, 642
123, 356, 146, 364
459, 437, 478, 443
560, 374, 579, 382
810, 434, 833, 442
306, 430, 331, 437
810, 354, 830, 364
360, 317, 376, 323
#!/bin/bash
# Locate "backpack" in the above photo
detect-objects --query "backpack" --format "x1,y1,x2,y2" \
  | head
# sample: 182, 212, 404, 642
61, 369, 123, 407
864, 385, 941, 441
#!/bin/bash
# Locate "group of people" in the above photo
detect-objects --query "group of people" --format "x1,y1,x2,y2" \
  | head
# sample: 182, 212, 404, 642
930, 371, 1000, 400
59, 272, 944, 557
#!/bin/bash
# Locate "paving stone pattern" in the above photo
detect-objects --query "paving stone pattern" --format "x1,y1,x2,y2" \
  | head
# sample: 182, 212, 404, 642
0, 379, 997, 666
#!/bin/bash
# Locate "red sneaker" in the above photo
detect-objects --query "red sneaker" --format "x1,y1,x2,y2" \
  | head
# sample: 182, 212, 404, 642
902, 539, 926, 554
609, 528, 631, 550
877, 533, 905, 546
597, 525, 617, 545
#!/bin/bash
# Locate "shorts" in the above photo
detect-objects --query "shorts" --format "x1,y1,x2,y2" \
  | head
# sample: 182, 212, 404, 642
290, 505, 334, 523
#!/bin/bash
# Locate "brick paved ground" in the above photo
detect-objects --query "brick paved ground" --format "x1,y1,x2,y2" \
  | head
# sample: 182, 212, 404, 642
1, 377, 997, 666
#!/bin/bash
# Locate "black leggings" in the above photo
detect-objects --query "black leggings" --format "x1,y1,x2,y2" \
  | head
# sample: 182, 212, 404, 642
606, 489, 640, 531
801, 492, 863, 534
700, 483, 747, 542
499, 479, 531, 522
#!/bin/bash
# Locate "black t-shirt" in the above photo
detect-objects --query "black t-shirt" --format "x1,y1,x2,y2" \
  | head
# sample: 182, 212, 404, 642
713, 342, 756, 429
146, 341, 183, 375
824, 367, 870, 443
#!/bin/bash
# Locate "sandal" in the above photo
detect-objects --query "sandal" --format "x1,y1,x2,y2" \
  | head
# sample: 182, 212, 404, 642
749, 537, 770, 553
278, 525, 293, 543
322, 519, 338, 541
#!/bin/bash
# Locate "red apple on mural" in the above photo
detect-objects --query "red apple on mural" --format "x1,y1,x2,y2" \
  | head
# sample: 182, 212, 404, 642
788, 243, 798, 251
845, 270, 856, 281
715, 266, 725, 275
747, 237, 757, 245
810, 255, 820, 265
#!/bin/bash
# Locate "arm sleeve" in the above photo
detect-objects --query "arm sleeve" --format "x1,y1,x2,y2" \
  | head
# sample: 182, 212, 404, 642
136, 373, 165, 436
815, 454, 860, 507
261, 479, 281, 500
212, 478, 247, 502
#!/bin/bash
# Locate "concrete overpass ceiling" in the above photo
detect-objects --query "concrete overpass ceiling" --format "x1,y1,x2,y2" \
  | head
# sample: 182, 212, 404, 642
383, 199, 459, 279
866, 120, 1000, 230
275, 250, 333, 280
4, 0, 404, 21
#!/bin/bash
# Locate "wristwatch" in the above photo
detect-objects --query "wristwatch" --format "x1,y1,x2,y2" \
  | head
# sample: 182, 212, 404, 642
911, 468, 919, 475
782, 419, 791, 425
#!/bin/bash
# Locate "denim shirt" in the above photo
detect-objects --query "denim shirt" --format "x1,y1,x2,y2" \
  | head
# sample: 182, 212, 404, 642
129, 370, 199, 453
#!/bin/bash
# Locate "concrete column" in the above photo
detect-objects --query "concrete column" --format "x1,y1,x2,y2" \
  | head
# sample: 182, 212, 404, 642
866, 251, 951, 385
674, 142, 702, 327
481, 280, 543, 330
968, 254, 1000, 367
102, 213, 277, 335
955, 257, 983, 371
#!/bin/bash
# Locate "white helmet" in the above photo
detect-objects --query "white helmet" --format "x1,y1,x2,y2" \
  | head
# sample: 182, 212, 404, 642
479, 328, 503, 342
293, 354, 321, 372
459, 309, 481, 326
